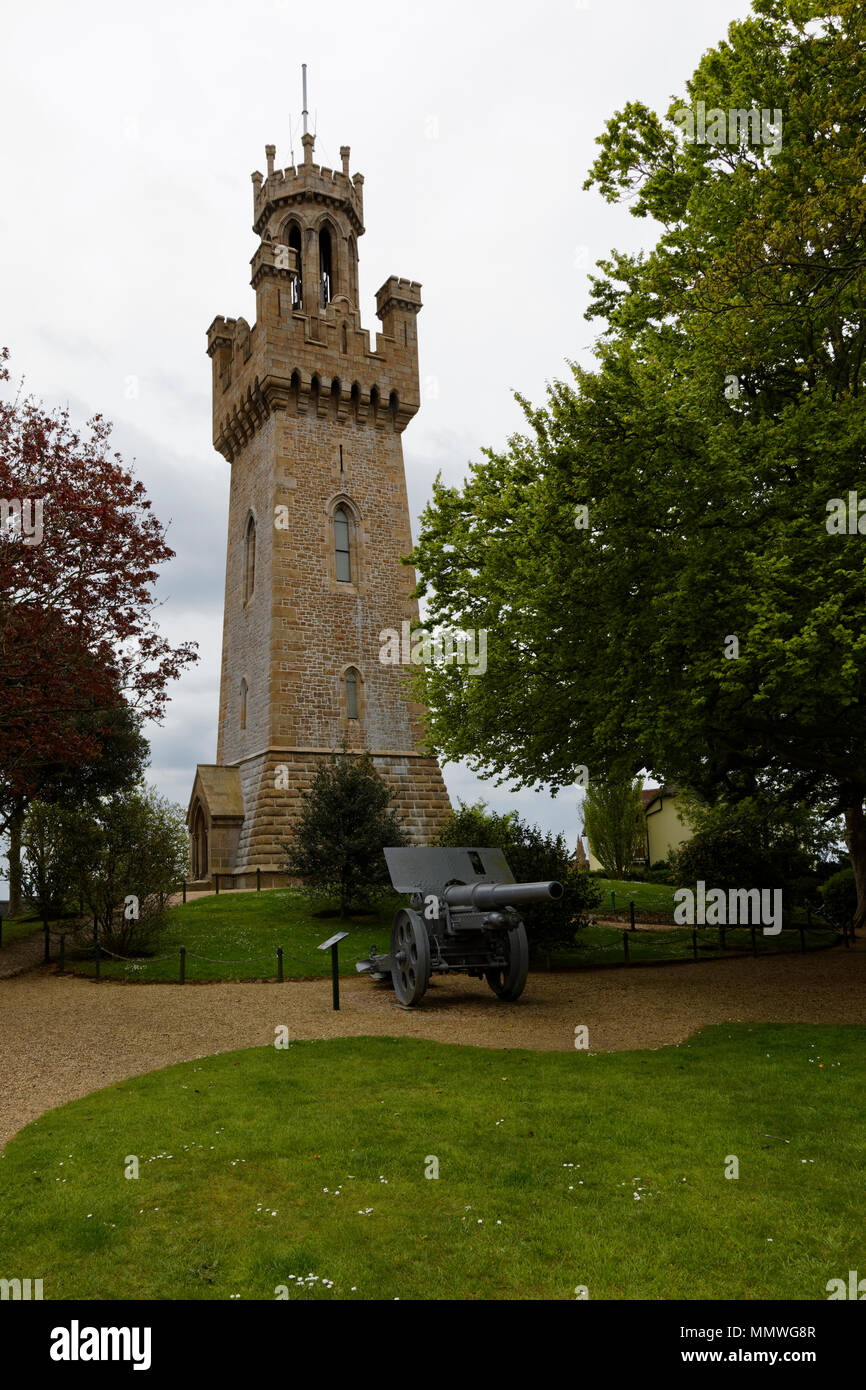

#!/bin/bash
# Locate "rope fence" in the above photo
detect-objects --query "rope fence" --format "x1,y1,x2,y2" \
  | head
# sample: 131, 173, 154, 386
1, 883, 856, 1000
575, 896, 852, 967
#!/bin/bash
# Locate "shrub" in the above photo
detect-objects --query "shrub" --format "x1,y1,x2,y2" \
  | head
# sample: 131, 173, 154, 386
283, 749, 407, 917
787, 874, 823, 909
71, 787, 188, 954
820, 868, 857, 927
673, 827, 774, 891
31, 786, 189, 955
670, 795, 816, 895
434, 800, 601, 954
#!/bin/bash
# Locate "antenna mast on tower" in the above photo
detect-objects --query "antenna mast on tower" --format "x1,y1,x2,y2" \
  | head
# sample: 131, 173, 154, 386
301, 64, 309, 137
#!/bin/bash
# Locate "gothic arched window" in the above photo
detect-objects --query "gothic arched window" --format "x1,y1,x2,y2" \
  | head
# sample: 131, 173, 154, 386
288, 223, 302, 308
319, 226, 333, 307
345, 667, 359, 720
240, 678, 248, 731
348, 236, 358, 304
243, 515, 256, 603
334, 505, 351, 582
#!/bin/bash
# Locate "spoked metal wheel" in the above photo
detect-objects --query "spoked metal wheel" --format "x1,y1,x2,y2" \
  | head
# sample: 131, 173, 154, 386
390, 909, 431, 1006
485, 922, 529, 1001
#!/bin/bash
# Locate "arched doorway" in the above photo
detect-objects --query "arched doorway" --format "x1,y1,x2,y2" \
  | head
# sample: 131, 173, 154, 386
191, 802, 209, 880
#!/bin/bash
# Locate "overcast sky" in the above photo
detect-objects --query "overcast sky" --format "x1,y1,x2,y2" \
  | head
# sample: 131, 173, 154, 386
0, 0, 754, 878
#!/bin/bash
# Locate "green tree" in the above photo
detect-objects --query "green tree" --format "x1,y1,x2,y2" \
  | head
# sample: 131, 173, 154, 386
435, 799, 601, 955
410, 0, 866, 927
21, 801, 79, 933
582, 778, 646, 877
671, 788, 841, 891
65, 786, 188, 954
283, 750, 408, 917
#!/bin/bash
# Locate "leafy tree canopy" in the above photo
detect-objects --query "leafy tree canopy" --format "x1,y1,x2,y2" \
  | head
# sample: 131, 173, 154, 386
410, 0, 866, 920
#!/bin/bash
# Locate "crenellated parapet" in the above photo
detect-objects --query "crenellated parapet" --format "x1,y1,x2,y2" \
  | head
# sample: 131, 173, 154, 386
208, 132, 423, 462
252, 135, 365, 240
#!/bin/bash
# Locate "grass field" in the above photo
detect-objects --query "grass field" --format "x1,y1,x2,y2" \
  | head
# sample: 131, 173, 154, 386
57, 884, 841, 982
61, 890, 402, 982
593, 878, 679, 915
0, 1024, 861, 1300
0, 913, 50, 948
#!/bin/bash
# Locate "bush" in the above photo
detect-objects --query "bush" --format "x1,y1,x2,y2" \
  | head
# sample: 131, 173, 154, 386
283, 749, 407, 916
76, 788, 188, 954
434, 801, 601, 954
787, 874, 823, 909
820, 868, 857, 927
35, 786, 189, 955
673, 827, 776, 891
621, 864, 673, 885
671, 795, 815, 895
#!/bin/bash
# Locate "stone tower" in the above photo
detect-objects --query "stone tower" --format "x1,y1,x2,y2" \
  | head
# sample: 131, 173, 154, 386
186, 132, 452, 886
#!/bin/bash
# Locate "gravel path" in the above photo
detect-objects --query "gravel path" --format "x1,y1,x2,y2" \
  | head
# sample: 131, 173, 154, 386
0, 941, 863, 1153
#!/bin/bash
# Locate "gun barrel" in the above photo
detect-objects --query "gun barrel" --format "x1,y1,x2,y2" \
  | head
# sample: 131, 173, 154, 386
443, 880, 563, 911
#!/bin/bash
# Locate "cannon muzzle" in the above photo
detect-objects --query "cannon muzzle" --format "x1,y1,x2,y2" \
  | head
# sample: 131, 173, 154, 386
443, 879, 563, 911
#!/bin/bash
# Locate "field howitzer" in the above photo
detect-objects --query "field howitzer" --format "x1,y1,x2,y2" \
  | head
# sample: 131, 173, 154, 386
356, 847, 564, 1007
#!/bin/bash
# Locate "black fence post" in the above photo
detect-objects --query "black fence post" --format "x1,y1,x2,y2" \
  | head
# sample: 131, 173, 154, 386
622, 931, 629, 963
277, 946, 283, 983
94, 940, 101, 982
692, 928, 698, 961
182, 878, 187, 905
43, 919, 50, 965
179, 946, 186, 984
257, 867, 261, 893
58, 933, 66, 974
750, 924, 757, 957
629, 901, 636, 932
720, 924, 726, 952
331, 944, 340, 1010
799, 923, 806, 952
215, 873, 220, 896
843, 921, 850, 949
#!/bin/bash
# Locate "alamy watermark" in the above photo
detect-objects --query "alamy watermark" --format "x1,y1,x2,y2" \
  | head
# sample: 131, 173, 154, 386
1, 1277, 43, 1299
674, 881, 783, 935
0, 497, 43, 546
826, 492, 866, 535
672, 102, 783, 155
379, 620, 488, 676
826, 1271, 866, 1299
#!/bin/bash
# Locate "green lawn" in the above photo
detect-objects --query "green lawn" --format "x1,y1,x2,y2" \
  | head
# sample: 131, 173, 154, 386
593, 878, 679, 915
552, 921, 837, 969
0, 1024, 861, 1300
63, 890, 403, 982
0, 912, 50, 948
60, 885, 840, 982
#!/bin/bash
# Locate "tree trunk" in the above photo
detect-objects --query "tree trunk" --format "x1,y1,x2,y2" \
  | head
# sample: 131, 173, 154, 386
844, 800, 866, 933
7, 800, 24, 917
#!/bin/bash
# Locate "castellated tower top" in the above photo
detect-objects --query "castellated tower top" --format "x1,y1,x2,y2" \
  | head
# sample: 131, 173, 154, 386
207, 132, 422, 463
251, 134, 365, 247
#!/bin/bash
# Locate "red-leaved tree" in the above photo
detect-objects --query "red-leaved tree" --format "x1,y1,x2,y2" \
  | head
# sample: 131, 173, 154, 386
0, 349, 198, 910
